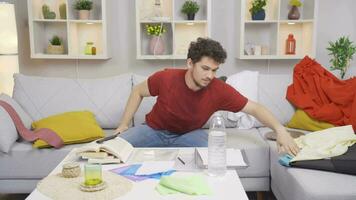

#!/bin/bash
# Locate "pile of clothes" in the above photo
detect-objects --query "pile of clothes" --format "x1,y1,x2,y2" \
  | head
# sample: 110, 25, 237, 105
280, 56, 356, 175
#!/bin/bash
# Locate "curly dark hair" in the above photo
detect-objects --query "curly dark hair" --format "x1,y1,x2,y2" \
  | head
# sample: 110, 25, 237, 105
187, 37, 227, 64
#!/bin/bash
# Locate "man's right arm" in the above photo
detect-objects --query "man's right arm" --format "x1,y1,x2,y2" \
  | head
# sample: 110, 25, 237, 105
115, 80, 151, 134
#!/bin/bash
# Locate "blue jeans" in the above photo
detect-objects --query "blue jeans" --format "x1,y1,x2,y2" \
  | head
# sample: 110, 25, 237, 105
119, 124, 208, 147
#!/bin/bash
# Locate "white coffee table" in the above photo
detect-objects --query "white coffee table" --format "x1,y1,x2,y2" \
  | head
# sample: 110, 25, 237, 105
26, 148, 248, 200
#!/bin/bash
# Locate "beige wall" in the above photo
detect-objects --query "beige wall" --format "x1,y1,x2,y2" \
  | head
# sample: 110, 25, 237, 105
11, 0, 356, 79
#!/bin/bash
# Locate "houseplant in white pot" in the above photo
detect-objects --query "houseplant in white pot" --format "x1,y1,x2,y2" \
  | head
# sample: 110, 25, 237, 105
46, 35, 64, 54
74, 0, 93, 20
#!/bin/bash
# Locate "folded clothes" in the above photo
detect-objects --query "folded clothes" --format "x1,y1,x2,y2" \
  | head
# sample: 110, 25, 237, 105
156, 175, 212, 195
110, 164, 175, 182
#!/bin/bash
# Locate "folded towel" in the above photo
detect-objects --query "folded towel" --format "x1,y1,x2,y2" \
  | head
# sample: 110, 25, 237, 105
156, 175, 212, 195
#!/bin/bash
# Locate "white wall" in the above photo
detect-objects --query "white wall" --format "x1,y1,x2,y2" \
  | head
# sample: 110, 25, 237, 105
11, 0, 356, 78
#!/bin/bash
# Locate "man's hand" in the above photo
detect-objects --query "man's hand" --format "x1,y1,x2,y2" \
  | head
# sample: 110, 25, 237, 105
276, 130, 300, 156
114, 125, 129, 136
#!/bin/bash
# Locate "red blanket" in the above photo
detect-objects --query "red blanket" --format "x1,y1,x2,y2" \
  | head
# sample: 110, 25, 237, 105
286, 56, 356, 131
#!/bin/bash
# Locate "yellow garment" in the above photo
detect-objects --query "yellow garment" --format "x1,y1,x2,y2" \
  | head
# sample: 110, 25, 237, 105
32, 111, 104, 148
287, 109, 334, 131
291, 125, 356, 162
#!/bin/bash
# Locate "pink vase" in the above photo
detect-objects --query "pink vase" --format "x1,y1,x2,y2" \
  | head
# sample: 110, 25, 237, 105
149, 36, 165, 55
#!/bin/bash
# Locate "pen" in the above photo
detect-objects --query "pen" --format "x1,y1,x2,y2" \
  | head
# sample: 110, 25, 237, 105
96, 134, 119, 144
177, 156, 185, 165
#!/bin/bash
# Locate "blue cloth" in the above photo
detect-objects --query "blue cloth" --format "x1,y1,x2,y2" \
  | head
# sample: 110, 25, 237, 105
110, 164, 176, 182
119, 124, 208, 147
279, 154, 294, 167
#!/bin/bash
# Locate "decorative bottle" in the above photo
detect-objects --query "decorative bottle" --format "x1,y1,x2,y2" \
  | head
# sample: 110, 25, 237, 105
285, 34, 296, 55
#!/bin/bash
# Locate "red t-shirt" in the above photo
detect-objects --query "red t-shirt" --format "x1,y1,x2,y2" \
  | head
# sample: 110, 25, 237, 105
146, 69, 248, 134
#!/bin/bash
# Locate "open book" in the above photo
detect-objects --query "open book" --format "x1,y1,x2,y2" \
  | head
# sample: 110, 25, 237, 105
75, 137, 134, 164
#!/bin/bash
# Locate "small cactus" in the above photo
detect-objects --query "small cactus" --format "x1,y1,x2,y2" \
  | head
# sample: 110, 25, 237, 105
42, 4, 50, 18
42, 4, 56, 19
59, 3, 66, 19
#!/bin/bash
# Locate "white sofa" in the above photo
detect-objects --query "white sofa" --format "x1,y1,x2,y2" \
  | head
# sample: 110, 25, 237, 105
0, 73, 355, 200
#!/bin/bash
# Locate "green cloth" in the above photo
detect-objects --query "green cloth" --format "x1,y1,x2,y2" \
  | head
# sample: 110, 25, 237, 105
155, 175, 212, 195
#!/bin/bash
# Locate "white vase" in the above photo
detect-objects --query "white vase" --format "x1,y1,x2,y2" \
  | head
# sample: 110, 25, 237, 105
78, 10, 90, 20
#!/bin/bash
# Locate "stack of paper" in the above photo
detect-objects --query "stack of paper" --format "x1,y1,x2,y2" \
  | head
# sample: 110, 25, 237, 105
196, 148, 248, 167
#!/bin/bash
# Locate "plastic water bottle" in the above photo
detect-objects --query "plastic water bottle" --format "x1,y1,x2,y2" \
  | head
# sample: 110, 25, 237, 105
208, 113, 227, 176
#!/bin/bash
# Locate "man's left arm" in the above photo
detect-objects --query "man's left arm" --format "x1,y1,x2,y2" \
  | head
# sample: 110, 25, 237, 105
241, 100, 300, 156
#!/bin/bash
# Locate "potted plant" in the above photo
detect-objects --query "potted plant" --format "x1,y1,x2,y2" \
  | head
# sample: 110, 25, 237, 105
74, 0, 93, 20
288, 0, 302, 20
181, 0, 200, 20
327, 36, 356, 79
47, 35, 64, 54
42, 4, 56, 19
145, 24, 167, 55
249, 0, 267, 20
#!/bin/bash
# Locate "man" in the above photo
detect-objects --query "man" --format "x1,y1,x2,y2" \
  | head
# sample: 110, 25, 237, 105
116, 38, 299, 156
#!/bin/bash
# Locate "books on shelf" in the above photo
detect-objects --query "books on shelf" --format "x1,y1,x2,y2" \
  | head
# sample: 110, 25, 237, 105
75, 137, 134, 164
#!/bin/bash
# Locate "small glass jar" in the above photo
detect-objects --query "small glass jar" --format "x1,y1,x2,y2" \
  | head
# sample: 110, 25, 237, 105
84, 164, 102, 186
85, 42, 94, 55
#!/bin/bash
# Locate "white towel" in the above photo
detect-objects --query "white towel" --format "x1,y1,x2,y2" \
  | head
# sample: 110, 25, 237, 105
226, 71, 259, 129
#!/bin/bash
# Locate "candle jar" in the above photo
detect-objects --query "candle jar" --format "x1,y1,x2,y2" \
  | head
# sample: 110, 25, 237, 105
85, 42, 95, 55
62, 162, 80, 178
84, 164, 102, 186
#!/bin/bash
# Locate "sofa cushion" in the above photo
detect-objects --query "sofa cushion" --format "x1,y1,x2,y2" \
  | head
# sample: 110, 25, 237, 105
287, 109, 335, 131
0, 94, 33, 153
258, 74, 295, 126
32, 111, 104, 148
259, 127, 356, 200
132, 74, 157, 126
13, 74, 132, 129
226, 128, 269, 178
0, 129, 115, 179
225, 71, 259, 129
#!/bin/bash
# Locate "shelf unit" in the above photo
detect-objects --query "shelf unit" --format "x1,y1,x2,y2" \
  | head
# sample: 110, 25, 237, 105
27, 0, 111, 59
237, 0, 318, 60
136, 0, 211, 60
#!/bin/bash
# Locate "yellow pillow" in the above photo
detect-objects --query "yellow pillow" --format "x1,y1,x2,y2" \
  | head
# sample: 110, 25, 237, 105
287, 109, 335, 131
32, 111, 104, 148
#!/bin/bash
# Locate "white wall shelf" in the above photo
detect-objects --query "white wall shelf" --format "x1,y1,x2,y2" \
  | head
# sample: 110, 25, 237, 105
136, 0, 211, 60
237, 0, 318, 60
28, 0, 111, 59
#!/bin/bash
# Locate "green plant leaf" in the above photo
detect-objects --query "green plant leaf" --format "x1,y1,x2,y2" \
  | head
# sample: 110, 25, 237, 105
327, 36, 356, 79
181, 0, 200, 14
